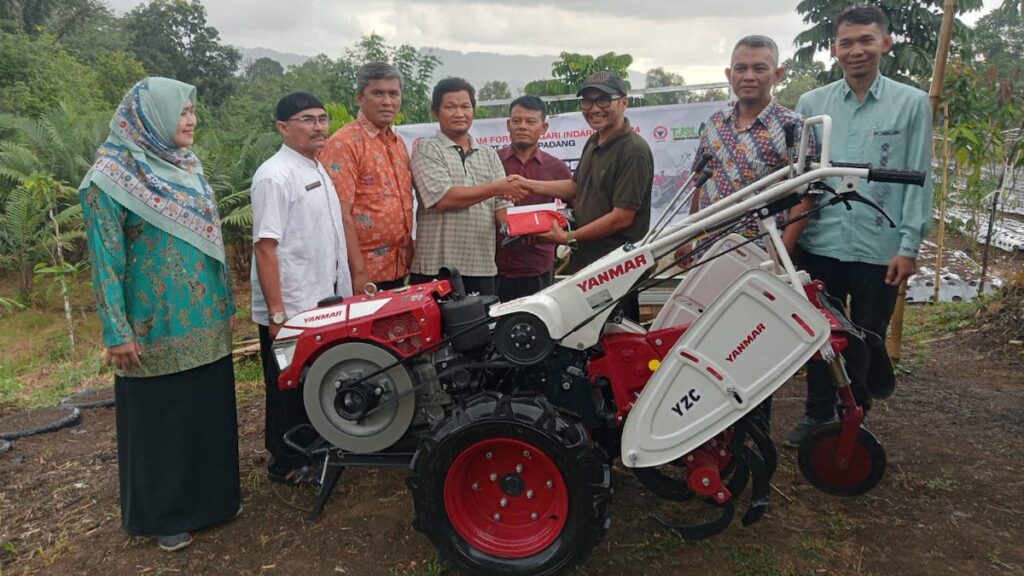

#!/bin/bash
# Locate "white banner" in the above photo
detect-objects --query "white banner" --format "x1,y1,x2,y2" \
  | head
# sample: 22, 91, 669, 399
395, 101, 727, 224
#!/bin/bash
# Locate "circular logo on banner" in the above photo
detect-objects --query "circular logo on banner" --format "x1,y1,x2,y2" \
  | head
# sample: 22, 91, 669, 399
653, 125, 669, 141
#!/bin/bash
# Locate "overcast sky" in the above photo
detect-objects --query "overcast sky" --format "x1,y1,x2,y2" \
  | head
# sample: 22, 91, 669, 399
104, 0, 1001, 83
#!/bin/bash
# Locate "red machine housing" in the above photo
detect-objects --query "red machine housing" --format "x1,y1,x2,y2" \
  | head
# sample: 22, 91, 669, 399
276, 281, 452, 390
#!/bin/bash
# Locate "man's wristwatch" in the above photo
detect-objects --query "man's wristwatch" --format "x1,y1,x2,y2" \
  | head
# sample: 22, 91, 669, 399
270, 311, 286, 325
565, 230, 579, 251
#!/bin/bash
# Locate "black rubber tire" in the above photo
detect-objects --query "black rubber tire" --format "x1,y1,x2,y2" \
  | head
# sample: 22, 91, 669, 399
408, 392, 611, 576
0, 439, 10, 455
0, 405, 80, 440
798, 421, 886, 497
61, 386, 115, 409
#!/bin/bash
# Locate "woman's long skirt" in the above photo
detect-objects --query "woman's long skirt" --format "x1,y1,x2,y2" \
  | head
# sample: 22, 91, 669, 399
114, 355, 240, 536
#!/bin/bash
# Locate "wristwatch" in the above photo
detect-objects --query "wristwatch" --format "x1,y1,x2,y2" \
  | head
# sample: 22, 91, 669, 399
270, 311, 286, 325
565, 230, 579, 251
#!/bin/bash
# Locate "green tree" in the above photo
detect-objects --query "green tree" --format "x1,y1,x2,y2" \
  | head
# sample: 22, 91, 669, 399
0, 30, 104, 116
794, 0, 984, 86
775, 57, 825, 109
970, 0, 1024, 75
0, 0, 63, 34
43, 0, 146, 105
526, 51, 634, 113
345, 34, 441, 124
944, 62, 1023, 211
244, 57, 285, 85
0, 102, 109, 192
123, 0, 241, 106
644, 67, 691, 105
479, 80, 512, 102
0, 174, 83, 301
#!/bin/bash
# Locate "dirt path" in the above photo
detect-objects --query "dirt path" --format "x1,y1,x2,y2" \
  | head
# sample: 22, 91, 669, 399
1, 335, 1022, 576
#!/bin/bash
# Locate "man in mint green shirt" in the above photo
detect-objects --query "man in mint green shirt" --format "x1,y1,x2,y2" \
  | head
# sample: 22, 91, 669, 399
786, 5, 933, 446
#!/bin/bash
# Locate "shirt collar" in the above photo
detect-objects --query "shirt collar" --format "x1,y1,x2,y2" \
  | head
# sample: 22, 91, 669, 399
280, 143, 320, 168
356, 110, 396, 141
500, 145, 544, 164
841, 73, 884, 101
726, 101, 778, 129
435, 129, 481, 151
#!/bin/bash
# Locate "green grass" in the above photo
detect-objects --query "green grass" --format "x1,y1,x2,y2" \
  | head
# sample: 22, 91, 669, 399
726, 545, 795, 576
898, 298, 995, 372
235, 357, 264, 383
386, 558, 444, 576
0, 276, 263, 410
924, 468, 958, 492
620, 529, 686, 566
819, 506, 855, 537
0, 306, 107, 408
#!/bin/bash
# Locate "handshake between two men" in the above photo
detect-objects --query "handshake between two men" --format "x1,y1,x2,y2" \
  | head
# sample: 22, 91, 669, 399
497, 173, 576, 246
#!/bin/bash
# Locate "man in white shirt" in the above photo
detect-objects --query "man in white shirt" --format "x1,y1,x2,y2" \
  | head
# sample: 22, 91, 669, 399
251, 92, 353, 484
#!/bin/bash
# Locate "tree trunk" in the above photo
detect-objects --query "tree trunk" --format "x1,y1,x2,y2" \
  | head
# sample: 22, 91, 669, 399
50, 208, 75, 353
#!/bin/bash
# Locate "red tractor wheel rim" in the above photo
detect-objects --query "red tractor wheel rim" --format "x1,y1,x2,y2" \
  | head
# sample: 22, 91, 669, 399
810, 433, 873, 488
444, 437, 569, 558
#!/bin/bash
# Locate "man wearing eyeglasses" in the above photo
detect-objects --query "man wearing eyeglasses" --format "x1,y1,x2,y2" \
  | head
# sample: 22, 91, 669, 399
513, 71, 654, 320
250, 92, 352, 485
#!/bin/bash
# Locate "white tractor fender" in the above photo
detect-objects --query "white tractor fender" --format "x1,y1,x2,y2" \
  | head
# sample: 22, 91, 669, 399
621, 269, 830, 468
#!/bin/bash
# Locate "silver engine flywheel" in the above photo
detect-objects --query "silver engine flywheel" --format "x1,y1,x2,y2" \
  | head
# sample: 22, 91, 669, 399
303, 341, 415, 453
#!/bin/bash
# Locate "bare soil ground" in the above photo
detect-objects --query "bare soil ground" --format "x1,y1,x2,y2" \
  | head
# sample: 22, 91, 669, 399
1, 308, 1022, 576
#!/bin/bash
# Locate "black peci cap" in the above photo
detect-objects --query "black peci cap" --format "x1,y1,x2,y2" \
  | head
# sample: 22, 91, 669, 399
276, 92, 325, 121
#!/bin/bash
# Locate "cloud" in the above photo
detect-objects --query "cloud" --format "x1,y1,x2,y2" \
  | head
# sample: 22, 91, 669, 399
387, 0, 795, 20
100, 0, 1004, 83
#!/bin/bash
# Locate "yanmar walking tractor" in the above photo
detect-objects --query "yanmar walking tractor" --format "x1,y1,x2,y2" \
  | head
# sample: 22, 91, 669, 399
270, 116, 925, 575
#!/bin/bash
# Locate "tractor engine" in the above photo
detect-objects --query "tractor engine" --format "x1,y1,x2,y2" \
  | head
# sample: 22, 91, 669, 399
273, 276, 508, 454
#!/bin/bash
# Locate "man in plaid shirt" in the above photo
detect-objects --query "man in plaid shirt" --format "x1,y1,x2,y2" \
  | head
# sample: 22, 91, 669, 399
410, 78, 531, 296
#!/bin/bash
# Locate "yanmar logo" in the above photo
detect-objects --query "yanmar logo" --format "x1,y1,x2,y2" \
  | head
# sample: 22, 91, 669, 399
577, 255, 648, 293
726, 323, 766, 363
305, 310, 345, 324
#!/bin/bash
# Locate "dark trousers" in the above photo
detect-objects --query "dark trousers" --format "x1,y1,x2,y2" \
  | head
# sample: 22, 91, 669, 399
801, 252, 898, 419
259, 324, 312, 472
497, 271, 553, 302
410, 273, 496, 297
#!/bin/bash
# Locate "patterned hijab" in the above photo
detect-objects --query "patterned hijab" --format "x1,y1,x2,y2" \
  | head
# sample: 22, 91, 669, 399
79, 77, 225, 264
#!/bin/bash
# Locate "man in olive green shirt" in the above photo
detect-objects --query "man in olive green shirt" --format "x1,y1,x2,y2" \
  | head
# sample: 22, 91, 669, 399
786, 5, 933, 446
513, 71, 654, 320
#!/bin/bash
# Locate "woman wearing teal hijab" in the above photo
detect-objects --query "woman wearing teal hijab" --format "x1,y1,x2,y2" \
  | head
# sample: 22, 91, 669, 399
80, 77, 239, 552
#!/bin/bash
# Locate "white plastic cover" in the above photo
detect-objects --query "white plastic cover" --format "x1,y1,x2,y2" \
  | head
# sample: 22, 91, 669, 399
651, 234, 769, 331
621, 269, 829, 468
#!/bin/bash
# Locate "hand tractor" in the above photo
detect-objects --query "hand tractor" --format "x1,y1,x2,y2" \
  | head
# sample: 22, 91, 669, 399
271, 116, 926, 575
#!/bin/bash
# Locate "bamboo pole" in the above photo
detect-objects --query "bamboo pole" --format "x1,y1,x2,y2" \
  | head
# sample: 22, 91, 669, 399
933, 104, 951, 304
888, 0, 958, 361
928, 0, 959, 122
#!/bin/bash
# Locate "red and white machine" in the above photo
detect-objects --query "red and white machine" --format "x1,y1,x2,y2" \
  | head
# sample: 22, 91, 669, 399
272, 116, 923, 576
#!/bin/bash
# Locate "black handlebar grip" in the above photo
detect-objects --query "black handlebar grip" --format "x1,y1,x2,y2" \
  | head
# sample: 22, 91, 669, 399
867, 168, 927, 186
695, 168, 713, 189
693, 152, 713, 174
783, 121, 799, 148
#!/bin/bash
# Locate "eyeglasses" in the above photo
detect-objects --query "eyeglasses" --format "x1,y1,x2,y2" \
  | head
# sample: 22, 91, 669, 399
578, 95, 624, 110
286, 114, 331, 126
